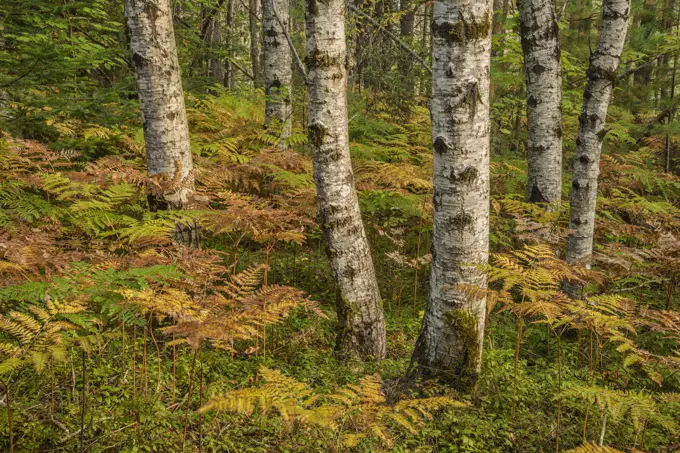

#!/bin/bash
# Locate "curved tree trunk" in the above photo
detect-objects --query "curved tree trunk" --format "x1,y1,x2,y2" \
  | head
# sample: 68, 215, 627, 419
124, 0, 198, 247
306, 0, 386, 359
519, 0, 563, 207
263, 0, 292, 144
410, 0, 492, 385
249, 0, 264, 88
566, 0, 630, 268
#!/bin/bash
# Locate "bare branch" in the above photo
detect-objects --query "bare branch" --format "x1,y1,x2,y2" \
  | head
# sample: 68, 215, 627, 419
347, 3, 432, 76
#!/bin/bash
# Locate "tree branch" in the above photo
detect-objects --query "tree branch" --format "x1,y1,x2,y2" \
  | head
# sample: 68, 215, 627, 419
347, 3, 432, 75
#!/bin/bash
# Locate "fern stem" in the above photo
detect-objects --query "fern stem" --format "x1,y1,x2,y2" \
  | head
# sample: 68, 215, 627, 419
182, 349, 199, 451
413, 202, 424, 311
172, 331, 177, 406
80, 349, 86, 453
583, 402, 590, 442
50, 358, 55, 419
589, 330, 593, 375
512, 316, 523, 423
142, 324, 148, 398
6, 381, 13, 453
666, 272, 676, 310
148, 314, 162, 395
555, 331, 562, 453
199, 355, 204, 453
121, 322, 125, 374
263, 298, 268, 360
132, 324, 137, 400
598, 412, 607, 447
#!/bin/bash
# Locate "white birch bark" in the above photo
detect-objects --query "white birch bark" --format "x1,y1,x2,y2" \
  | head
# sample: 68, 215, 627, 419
306, 0, 386, 359
124, 0, 197, 245
519, 0, 563, 207
263, 0, 292, 143
410, 0, 492, 383
566, 0, 630, 268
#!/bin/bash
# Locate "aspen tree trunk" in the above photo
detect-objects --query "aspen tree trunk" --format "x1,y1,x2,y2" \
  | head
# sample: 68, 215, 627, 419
263, 0, 292, 143
124, 0, 198, 247
410, 0, 492, 384
565, 0, 630, 269
249, 0, 264, 88
519, 0, 563, 207
306, 0, 386, 359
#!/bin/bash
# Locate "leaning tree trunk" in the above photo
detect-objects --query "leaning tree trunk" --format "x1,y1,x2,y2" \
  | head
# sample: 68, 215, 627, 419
410, 0, 492, 385
249, 0, 264, 88
519, 0, 563, 207
124, 0, 198, 247
566, 0, 630, 270
263, 0, 292, 144
306, 0, 386, 359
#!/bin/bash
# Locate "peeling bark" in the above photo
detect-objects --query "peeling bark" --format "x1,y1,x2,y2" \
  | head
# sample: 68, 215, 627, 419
519, 0, 563, 207
306, 0, 386, 359
410, 0, 492, 385
566, 0, 630, 268
263, 0, 292, 143
124, 0, 198, 246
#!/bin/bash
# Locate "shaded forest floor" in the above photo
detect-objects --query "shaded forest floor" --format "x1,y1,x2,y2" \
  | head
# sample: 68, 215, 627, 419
1, 90, 680, 452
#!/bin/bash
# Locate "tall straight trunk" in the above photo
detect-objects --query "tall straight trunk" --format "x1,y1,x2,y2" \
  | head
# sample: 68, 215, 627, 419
249, 0, 264, 87
306, 0, 386, 359
224, 0, 235, 88
124, 0, 197, 246
519, 0, 563, 207
410, 0, 492, 384
400, 0, 416, 37
263, 0, 292, 143
666, 52, 677, 173
206, 13, 224, 82
566, 0, 630, 267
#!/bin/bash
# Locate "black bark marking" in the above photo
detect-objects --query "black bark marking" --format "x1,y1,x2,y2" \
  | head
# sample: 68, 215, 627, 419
433, 136, 449, 154
451, 213, 473, 230
132, 52, 147, 68
529, 184, 548, 203
451, 166, 479, 183
531, 63, 546, 76
432, 11, 491, 44
308, 123, 327, 148
527, 95, 538, 108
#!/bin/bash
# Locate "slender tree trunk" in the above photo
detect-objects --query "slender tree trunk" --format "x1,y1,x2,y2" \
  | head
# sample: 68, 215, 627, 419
225, 0, 235, 88
666, 51, 677, 173
204, 8, 224, 82
249, 0, 264, 87
263, 0, 292, 144
400, 0, 416, 37
124, 0, 198, 247
306, 0, 386, 359
519, 0, 563, 207
565, 0, 630, 268
410, 0, 492, 385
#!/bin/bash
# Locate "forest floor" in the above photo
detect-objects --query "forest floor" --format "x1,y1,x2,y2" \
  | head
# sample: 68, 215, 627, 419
1, 90, 680, 452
